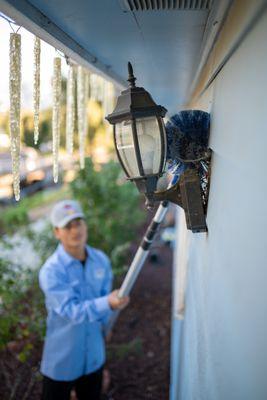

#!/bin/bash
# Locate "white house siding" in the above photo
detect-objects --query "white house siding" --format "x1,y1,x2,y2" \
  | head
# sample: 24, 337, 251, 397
172, 7, 267, 400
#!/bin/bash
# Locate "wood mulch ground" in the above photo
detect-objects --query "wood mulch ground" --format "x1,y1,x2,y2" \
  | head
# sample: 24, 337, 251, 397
106, 239, 172, 400
0, 215, 173, 400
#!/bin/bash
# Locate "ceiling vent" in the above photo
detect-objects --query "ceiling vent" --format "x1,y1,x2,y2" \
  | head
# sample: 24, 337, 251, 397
123, 0, 213, 11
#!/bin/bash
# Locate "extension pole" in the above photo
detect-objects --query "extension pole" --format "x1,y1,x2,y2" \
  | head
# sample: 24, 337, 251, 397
108, 200, 169, 332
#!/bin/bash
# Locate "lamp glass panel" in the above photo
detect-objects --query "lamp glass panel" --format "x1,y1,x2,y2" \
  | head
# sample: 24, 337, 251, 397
115, 120, 139, 177
135, 117, 163, 174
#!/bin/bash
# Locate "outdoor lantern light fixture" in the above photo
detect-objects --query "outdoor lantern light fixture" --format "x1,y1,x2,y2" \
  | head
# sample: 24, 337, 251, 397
106, 62, 167, 205
106, 63, 210, 233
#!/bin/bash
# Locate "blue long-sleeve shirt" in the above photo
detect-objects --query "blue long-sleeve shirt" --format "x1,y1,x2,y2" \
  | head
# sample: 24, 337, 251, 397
39, 243, 113, 381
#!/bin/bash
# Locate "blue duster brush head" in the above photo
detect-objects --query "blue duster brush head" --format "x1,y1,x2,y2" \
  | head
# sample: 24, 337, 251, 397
166, 110, 210, 163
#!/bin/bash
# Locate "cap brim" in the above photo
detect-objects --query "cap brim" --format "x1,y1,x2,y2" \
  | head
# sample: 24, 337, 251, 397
54, 213, 85, 228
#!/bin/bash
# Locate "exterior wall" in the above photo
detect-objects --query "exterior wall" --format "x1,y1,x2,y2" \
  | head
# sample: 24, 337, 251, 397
171, 6, 267, 400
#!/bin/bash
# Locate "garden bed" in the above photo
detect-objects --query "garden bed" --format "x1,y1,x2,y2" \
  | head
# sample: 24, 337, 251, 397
0, 232, 172, 400
106, 239, 172, 400
0, 160, 173, 399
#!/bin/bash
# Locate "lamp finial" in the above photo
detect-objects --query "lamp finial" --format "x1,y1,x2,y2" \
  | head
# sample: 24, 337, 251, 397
127, 62, 136, 87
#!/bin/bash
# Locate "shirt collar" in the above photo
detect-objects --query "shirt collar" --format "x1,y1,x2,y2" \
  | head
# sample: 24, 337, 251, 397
57, 243, 91, 266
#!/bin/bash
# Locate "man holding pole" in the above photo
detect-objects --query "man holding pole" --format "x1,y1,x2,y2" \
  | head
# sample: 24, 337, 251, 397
39, 200, 129, 400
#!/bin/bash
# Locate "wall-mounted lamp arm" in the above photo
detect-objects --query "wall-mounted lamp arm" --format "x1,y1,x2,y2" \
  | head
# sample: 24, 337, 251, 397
150, 181, 182, 207
144, 168, 207, 233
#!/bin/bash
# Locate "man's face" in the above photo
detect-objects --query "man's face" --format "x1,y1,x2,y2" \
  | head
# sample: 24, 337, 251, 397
54, 218, 88, 250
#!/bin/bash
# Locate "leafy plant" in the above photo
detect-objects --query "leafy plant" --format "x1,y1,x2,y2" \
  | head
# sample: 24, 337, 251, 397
0, 158, 145, 358
107, 337, 143, 360
25, 223, 57, 265
0, 204, 29, 234
70, 158, 145, 271
0, 254, 46, 352
0, 185, 71, 235
110, 242, 132, 277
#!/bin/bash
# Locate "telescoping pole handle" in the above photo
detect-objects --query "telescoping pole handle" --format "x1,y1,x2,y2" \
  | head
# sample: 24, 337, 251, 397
107, 201, 169, 332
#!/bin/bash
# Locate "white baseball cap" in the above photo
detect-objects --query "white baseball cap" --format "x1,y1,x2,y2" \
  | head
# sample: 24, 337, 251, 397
50, 200, 85, 228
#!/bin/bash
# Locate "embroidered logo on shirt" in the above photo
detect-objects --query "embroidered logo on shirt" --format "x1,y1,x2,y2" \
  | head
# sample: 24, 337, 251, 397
94, 269, 105, 279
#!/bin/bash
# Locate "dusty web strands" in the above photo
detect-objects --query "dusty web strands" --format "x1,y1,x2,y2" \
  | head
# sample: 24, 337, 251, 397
66, 64, 75, 155
103, 80, 115, 119
77, 66, 89, 169
9, 33, 21, 201
89, 73, 97, 100
89, 73, 104, 102
33, 36, 41, 145
83, 71, 89, 166
52, 57, 61, 183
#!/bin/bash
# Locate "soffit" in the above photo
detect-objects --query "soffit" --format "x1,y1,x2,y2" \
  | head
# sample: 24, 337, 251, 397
2, 0, 213, 114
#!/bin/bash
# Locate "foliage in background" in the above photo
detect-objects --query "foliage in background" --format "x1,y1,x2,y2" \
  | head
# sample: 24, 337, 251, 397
107, 337, 143, 361
0, 253, 45, 353
70, 158, 145, 272
0, 185, 71, 235
0, 203, 29, 233
0, 158, 146, 361
26, 223, 57, 265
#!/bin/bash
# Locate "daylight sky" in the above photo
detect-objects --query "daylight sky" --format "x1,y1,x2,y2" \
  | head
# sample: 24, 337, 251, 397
0, 17, 68, 113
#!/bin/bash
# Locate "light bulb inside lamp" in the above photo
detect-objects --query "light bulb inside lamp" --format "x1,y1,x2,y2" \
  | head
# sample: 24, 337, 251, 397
138, 133, 155, 174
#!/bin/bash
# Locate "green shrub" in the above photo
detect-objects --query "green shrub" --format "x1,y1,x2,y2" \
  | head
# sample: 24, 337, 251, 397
0, 204, 29, 233
0, 254, 45, 352
0, 158, 145, 354
0, 185, 71, 235
25, 223, 57, 265
107, 337, 143, 360
70, 158, 145, 271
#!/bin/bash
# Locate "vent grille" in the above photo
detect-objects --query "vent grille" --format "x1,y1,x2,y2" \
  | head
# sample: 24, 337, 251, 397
124, 0, 213, 11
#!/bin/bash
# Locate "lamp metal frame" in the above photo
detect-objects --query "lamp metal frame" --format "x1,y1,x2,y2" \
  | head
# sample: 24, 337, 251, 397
106, 62, 210, 233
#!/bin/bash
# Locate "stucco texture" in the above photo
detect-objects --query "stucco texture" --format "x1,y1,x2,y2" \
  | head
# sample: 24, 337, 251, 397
175, 9, 267, 400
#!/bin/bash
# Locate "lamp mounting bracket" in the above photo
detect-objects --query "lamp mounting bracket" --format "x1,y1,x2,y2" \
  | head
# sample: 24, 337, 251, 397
144, 168, 208, 233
